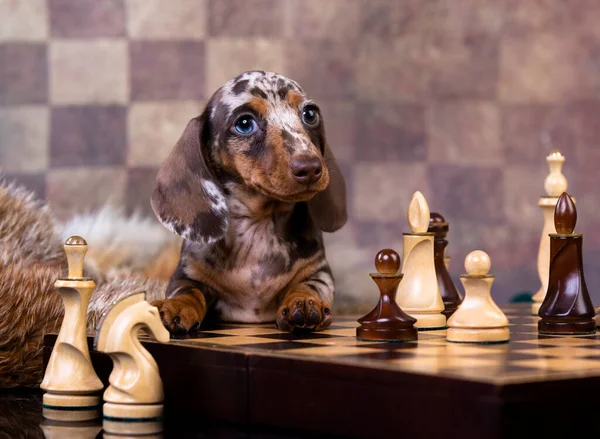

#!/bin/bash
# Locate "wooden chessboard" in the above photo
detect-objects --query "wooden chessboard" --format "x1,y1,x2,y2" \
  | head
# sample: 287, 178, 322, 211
43, 304, 600, 438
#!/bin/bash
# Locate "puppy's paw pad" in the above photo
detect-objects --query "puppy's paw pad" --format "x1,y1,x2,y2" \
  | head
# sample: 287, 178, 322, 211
151, 298, 203, 336
276, 293, 332, 332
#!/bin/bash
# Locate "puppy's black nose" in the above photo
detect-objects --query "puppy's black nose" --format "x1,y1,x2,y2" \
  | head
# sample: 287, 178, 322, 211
291, 156, 322, 184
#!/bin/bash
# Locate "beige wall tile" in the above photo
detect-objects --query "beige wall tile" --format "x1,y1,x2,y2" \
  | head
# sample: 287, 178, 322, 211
503, 165, 547, 232
50, 40, 129, 105
0, 0, 48, 41
499, 32, 599, 103
205, 38, 283, 94
127, 101, 204, 167
356, 37, 433, 102
0, 106, 48, 173
427, 101, 502, 166
208, 0, 283, 37
286, 0, 361, 41
126, 0, 206, 39
352, 163, 429, 222
317, 101, 355, 162
46, 166, 127, 220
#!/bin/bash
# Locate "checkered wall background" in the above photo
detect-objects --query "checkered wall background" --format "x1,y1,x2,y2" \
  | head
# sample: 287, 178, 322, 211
2, 0, 600, 305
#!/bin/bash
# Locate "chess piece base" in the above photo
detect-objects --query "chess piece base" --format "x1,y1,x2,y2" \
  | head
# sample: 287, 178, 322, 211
531, 301, 542, 316
538, 319, 596, 335
356, 326, 417, 342
103, 402, 163, 435
42, 393, 101, 421
103, 432, 162, 439
40, 420, 102, 439
446, 327, 510, 344
408, 312, 446, 330
102, 402, 163, 435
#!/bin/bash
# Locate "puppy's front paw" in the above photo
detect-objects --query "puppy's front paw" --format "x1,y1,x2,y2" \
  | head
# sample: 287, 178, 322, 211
151, 293, 206, 336
276, 288, 333, 332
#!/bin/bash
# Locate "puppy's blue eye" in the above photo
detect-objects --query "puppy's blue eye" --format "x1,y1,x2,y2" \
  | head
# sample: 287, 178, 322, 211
234, 116, 257, 135
302, 106, 319, 126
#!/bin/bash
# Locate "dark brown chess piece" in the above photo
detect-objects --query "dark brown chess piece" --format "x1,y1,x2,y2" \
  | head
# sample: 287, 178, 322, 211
428, 213, 462, 318
538, 192, 596, 335
356, 249, 418, 342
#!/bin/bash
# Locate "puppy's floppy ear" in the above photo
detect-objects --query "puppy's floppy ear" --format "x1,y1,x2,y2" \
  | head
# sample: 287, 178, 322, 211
308, 142, 347, 232
151, 111, 228, 244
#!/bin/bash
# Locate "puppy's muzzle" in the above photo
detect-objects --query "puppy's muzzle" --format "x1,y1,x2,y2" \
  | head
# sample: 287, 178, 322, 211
290, 154, 322, 185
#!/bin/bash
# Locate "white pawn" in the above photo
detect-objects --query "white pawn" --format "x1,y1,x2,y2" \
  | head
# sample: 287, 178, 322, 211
532, 151, 570, 315
396, 191, 446, 329
447, 251, 509, 343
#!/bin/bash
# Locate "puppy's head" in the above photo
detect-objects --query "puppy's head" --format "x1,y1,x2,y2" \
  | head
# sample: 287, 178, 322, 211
212, 72, 332, 201
151, 71, 347, 244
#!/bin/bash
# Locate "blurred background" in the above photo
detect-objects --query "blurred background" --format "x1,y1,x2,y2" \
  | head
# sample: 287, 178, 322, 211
2, 0, 600, 306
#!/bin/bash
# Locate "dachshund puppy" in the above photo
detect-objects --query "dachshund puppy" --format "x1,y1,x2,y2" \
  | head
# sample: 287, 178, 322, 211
150, 71, 347, 335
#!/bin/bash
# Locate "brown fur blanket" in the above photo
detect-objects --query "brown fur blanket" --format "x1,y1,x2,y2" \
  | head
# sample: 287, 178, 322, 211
0, 179, 180, 388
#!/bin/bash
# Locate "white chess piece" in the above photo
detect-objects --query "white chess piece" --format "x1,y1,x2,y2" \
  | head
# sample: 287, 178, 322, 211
446, 250, 509, 343
396, 191, 446, 329
532, 151, 570, 315
95, 291, 169, 435
40, 421, 102, 439
40, 236, 103, 421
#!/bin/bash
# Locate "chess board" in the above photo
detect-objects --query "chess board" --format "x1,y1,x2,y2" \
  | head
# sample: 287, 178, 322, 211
43, 304, 600, 439
163, 305, 600, 384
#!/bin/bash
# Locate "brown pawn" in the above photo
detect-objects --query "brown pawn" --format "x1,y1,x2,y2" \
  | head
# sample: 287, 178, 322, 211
538, 192, 596, 334
357, 249, 418, 342
428, 213, 462, 318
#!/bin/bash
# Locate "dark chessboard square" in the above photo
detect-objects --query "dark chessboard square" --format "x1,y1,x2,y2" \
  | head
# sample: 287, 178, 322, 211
125, 167, 159, 217
286, 41, 356, 100
427, 165, 504, 224
509, 333, 542, 341
50, 106, 126, 167
200, 321, 261, 330
204, 325, 241, 330
2, 173, 46, 201
355, 103, 425, 161
0, 44, 47, 105
171, 332, 232, 341
336, 351, 417, 361
259, 332, 345, 341
49, 0, 126, 37
509, 342, 554, 350
357, 342, 419, 351
507, 353, 548, 362
235, 342, 324, 351
208, 0, 283, 37
130, 41, 205, 100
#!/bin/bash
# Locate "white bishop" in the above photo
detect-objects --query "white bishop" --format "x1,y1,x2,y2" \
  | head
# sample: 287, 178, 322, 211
396, 191, 446, 329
